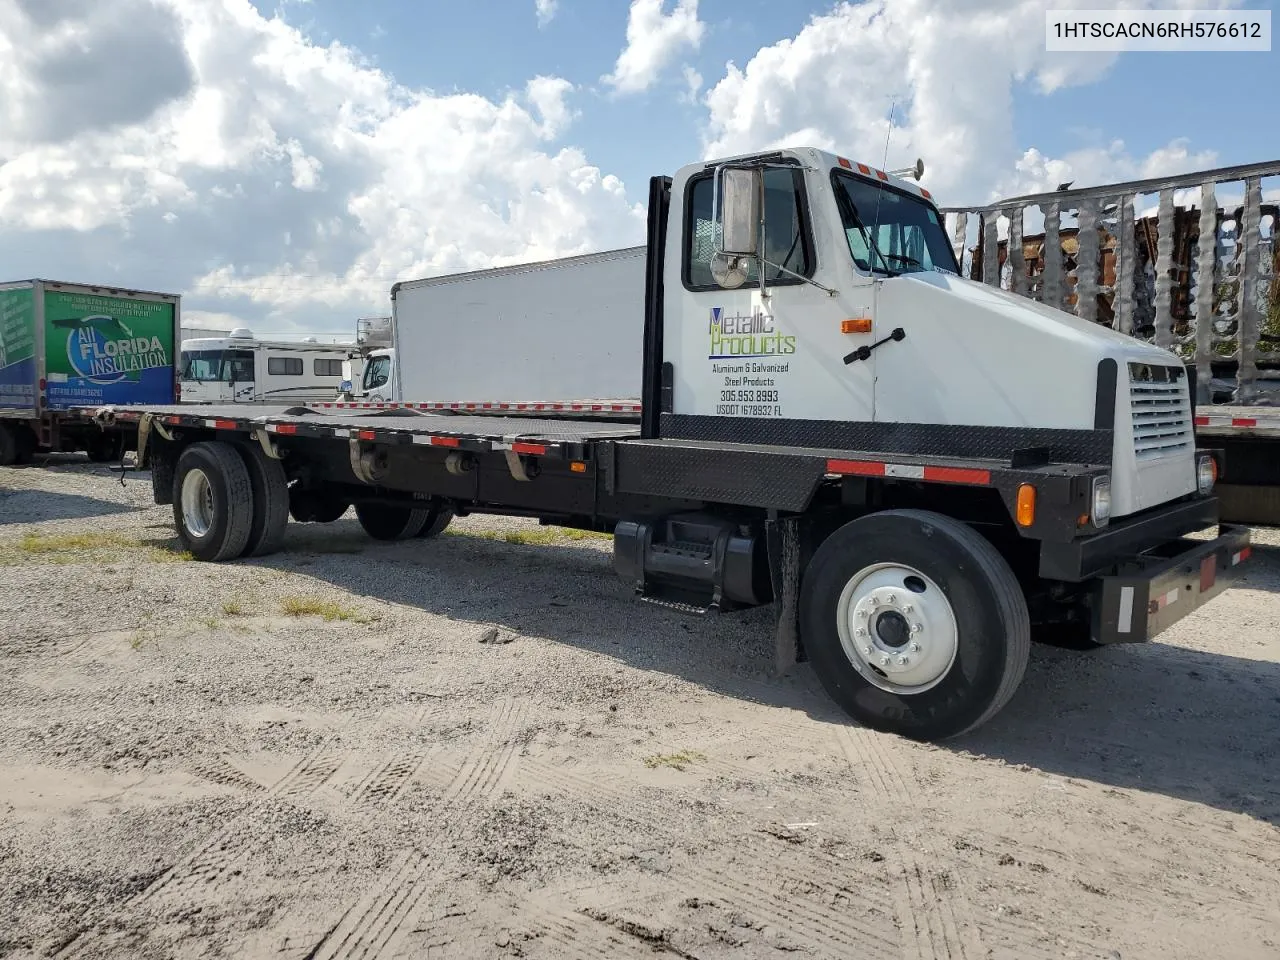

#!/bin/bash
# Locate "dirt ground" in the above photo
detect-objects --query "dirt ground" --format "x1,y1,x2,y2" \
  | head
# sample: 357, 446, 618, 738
2, 458, 1278, 960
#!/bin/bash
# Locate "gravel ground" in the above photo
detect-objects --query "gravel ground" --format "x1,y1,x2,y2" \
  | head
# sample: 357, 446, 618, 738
2, 457, 1279, 960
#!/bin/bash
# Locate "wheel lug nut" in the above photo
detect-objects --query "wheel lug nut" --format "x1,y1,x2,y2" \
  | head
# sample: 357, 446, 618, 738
863, 646, 873, 656
855, 628, 867, 638
897, 656, 908, 666
909, 642, 921, 653
902, 604, 914, 614
879, 655, 890, 666
910, 623, 922, 634
886, 594, 897, 605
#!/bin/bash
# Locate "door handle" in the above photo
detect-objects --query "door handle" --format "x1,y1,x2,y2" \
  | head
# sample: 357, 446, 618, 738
843, 327, 905, 365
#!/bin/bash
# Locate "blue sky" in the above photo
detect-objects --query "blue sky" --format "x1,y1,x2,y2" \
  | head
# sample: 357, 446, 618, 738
252, 0, 1279, 204
1, 0, 1277, 334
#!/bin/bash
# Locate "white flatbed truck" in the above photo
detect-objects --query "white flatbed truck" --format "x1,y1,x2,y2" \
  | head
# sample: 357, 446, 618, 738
90, 146, 1253, 741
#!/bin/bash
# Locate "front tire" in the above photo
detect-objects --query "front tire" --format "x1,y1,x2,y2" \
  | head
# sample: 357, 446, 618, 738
355, 502, 430, 541
800, 509, 1030, 741
172, 442, 255, 562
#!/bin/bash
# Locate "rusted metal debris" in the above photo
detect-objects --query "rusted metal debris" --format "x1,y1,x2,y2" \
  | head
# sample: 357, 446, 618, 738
942, 161, 1280, 404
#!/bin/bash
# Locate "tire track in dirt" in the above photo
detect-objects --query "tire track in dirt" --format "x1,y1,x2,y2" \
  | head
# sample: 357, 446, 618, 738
52, 699, 448, 959
833, 724, 983, 960
306, 697, 530, 960
517, 756, 902, 959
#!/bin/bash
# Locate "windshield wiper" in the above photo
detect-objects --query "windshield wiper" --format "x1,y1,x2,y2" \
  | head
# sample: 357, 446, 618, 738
834, 185, 899, 276
880, 252, 923, 269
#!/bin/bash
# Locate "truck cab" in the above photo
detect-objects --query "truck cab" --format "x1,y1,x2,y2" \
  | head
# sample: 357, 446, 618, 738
655, 147, 1202, 523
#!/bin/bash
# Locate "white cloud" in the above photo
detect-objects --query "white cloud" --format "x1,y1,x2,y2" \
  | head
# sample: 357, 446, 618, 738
680, 65, 703, 104
701, 0, 1240, 206
535, 0, 558, 27
604, 0, 705, 95
0, 0, 642, 332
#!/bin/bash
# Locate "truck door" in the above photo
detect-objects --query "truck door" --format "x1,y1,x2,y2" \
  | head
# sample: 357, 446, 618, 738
667, 164, 876, 427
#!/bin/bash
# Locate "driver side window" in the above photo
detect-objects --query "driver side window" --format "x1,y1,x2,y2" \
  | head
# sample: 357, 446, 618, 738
683, 168, 813, 290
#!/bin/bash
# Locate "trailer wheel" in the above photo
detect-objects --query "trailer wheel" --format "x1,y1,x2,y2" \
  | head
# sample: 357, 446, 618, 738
289, 490, 350, 523
85, 433, 119, 463
355, 503, 430, 540
0, 424, 15, 467
800, 509, 1030, 741
416, 505, 454, 539
172, 442, 255, 562
232, 441, 290, 557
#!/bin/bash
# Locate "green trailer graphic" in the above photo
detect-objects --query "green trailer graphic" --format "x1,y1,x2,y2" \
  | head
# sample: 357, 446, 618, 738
42, 291, 176, 409
0, 286, 37, 411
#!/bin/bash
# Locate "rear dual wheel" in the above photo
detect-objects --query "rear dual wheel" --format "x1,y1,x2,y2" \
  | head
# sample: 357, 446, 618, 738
801, 509, 1030, 741
173, 440, 290, 561
354, 502, 453, 541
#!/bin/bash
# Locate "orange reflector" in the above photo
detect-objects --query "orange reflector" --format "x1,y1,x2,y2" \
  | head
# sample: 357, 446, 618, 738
570, 461, 587, 473
1016, 484, 1036, 527
214, 419, 238, 430
512, 442, 546, 456
1078, 513, 1089, 527
921, 188, 932, 199
358, 429, 376, 441
856, 163, 870, 175
837, 156, 851, 168
841, 317, 873, 334
273, 424, 298, 435
876, 169, 888, 181
430, 436, 459, 447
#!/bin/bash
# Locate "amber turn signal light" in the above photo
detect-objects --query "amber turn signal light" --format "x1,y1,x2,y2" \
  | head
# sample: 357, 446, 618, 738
1016, 483, 1036, 527
841, 318, 873, 334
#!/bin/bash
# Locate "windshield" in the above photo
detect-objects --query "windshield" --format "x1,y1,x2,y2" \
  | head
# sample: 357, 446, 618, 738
363, 354, 390, 390
832, 172, 959, 277
180, 349, 254, 382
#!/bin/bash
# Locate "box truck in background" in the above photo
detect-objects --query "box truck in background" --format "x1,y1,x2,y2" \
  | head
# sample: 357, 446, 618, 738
0, 279, 180, 464
384, 247, 646, 407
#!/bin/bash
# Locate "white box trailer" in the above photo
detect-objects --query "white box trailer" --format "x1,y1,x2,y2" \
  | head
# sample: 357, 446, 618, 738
389, 247, 645, 405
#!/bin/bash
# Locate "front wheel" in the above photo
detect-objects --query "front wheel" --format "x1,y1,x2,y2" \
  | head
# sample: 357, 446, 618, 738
800, 509, 1030, 741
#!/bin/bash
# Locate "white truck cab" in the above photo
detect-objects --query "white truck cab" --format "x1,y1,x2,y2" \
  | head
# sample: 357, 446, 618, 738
664, 147, 1197, 521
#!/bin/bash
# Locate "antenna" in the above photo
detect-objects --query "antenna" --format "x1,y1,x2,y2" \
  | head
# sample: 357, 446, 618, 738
869, 98, 895, 274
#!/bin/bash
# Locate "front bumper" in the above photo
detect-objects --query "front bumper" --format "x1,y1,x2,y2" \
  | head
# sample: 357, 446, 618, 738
1091, 523, 1253, 644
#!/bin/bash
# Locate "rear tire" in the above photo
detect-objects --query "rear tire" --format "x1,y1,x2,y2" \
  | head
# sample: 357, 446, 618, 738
85, 433, 119, 463
232, 440, 290, 557
0, 424, 15, 466
289, 490, 349, 523
355, 502, 430, 540
800, 509, 1030, 741
415, 505, 454, 539
172, 442, 255, 562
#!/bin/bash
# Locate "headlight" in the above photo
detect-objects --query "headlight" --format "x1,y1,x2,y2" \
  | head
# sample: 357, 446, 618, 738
1091, 476, 1112, 527
1197, 454, 1217, 494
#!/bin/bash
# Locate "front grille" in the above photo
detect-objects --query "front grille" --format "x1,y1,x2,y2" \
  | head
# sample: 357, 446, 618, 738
1128, 362, 1192, 461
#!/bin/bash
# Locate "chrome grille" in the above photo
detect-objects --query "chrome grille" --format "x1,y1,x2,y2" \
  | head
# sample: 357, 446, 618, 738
1128, 362, 1192, 461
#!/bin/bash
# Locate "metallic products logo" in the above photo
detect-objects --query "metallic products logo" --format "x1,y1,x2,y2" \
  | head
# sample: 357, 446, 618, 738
708, 306, 796, 359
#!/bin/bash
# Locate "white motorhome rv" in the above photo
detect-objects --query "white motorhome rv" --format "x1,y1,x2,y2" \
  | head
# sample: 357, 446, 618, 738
179, 328, 357, 404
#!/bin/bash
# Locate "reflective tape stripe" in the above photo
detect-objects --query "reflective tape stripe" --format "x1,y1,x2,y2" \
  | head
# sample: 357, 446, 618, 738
826, 459, 991, 485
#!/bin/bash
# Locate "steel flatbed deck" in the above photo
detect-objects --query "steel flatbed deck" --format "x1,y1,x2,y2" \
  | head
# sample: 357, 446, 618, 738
93, 404, 641, 461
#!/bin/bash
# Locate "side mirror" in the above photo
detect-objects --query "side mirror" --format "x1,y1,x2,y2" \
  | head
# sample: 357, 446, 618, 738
717, 167, 760, 256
